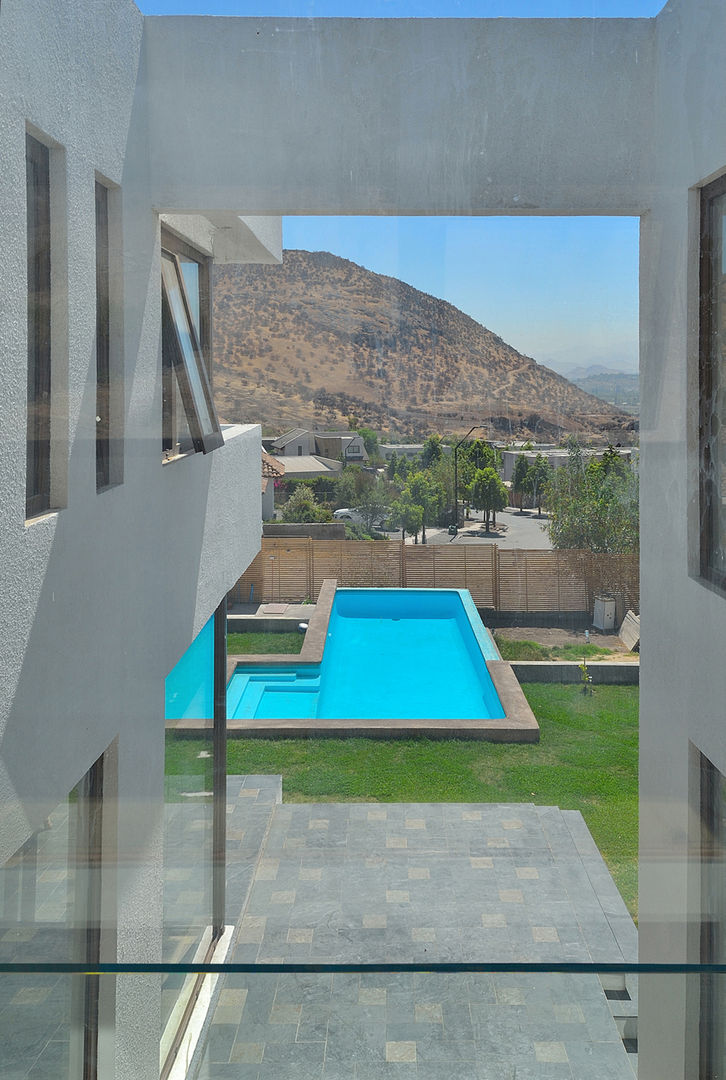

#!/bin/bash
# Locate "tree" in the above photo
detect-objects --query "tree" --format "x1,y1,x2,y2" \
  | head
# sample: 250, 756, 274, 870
512, 454, 531, 512
403, 471, 445, 544
544, 442, 638, 552
390, 494, 423, 544
356, 426, 379, 457
281, 485, 332, 523
467, 439, 501, 472
387, 451, 398, 480
335, 464, 374, 508
357, 477, 390, 531
421, 433, 444, 468
471, 467, 508, 531
528, 454, 553, 516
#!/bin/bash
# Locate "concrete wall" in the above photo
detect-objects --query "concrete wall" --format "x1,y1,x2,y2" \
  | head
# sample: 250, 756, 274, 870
637, 1, 726, 1074
4, 0, 726, 1076
143, 15, 655, 216
0, 2, 266, 1077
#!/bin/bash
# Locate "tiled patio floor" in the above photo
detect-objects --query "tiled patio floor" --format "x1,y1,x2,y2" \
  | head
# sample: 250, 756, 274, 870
196, 777, 637, 1079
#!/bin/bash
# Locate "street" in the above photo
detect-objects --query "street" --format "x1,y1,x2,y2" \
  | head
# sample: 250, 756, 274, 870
387, 506, 552, 548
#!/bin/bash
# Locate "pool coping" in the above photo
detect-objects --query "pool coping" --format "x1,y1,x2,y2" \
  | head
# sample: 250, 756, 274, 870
218, 581, 540, 744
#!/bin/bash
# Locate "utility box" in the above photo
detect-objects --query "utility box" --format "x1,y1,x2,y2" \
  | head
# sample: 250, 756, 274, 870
593, 595, 616, 631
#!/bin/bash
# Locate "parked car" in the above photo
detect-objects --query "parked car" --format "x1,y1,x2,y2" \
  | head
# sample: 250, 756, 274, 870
333, 507, 389, 530
333, 507, 365, 522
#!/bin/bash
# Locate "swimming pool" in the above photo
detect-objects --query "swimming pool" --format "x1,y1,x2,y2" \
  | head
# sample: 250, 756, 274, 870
227, 588, 505, 721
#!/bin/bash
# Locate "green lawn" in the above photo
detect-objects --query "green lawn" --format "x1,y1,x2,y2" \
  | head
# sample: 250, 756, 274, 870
494, 636, 615, 662
166, 684, 638, 918
228, 631, 304, 654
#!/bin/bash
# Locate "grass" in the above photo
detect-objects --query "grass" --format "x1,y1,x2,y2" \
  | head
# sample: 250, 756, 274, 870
165, 683, 638, 918
494, 636, 615, 662
227, 631, 304, 654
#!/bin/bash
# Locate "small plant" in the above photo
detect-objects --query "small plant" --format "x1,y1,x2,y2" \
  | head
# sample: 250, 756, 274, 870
579, 657, 594, 694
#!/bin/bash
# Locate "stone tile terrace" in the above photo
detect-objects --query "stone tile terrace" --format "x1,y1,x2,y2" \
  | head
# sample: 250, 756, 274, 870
196, 776, 637, 1080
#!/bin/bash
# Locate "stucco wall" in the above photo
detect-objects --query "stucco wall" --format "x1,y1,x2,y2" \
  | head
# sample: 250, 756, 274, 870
0, 2, 263, 1077
144, 15, 655, 216
4, 0, 726, 1077
637, 1, 726, 1076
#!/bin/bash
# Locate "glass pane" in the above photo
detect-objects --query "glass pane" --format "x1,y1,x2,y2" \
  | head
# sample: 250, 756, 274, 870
706, 192, 726, 576
0, 774, 99, 1079
179, 256, 201, 339
162, 619, 215, 1042
161, 253, 216, 437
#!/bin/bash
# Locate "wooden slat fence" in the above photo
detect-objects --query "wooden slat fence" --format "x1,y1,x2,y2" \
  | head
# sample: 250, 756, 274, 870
229, 538, 638, 618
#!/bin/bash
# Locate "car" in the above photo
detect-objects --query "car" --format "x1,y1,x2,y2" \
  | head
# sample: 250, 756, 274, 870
333, 507, 389, 530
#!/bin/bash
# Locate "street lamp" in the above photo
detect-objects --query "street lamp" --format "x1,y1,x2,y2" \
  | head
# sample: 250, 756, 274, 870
453, 425, 488, 529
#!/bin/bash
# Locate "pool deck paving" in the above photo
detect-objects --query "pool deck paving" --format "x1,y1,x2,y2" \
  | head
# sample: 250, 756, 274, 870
194, 775, 637, 1080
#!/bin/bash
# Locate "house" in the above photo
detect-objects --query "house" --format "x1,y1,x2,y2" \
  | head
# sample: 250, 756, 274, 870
312, 430, 368, 462
267, 427, 315, 457
261, 451, 285, 519
268, 427, 368, 462
1, 0, 725, 1078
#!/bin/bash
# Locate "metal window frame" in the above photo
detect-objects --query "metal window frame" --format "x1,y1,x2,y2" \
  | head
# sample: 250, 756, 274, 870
699, 172, 726, 590
25, 133, 52, 517
161, 233, 222, 457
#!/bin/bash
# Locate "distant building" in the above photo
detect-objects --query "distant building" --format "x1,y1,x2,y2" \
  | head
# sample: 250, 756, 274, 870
501, 446, 634, 483
379, 443, 452, 461
267, 428, 368, 462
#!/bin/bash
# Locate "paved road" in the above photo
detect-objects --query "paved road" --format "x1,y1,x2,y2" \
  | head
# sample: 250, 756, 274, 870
387, 507, 552, 548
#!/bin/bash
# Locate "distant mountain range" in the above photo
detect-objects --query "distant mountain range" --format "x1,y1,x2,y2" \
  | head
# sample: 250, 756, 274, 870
568, 369, 639, 412
213, 250, 638, 441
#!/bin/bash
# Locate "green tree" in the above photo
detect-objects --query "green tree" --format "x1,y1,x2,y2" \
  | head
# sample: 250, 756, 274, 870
421, 433, 444, 467
386, 451, 398, 480
403, 471, 445, 544
281, 485, 332, 523
356, 426, 379, 457
512, 454, 531, 512
528, 453, 553, 516
545, 443, 638, 552
471, 467, 508, 532
390, 493, 423, 543
358, 477, 390, 531
335, 464, 374, 508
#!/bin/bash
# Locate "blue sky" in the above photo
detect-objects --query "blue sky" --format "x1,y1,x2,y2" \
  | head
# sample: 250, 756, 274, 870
141, 0, 653, 373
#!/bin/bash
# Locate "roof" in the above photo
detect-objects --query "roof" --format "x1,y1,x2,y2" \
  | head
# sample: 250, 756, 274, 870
272, 427, 310, 447
262, 451, 285, 479
276, 454, 343, 476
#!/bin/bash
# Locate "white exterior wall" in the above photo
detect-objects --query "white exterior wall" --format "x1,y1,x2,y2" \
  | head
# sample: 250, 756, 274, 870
143, 15, 654, 216
0, 3, 266, 1078
4, 0, 726, 1077
638, 1, 726, 1075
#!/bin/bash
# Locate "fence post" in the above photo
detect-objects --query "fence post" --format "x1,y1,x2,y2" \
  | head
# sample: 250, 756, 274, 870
307, 538, 313, 601
401, 541, 406, 588
493, 544, 500, 611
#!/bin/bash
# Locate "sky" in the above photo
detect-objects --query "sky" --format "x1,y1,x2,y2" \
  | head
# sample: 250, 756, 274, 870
139, 0, 656, 374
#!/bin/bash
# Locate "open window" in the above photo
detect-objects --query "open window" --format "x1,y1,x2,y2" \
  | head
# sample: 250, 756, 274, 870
161, 233, 223, 457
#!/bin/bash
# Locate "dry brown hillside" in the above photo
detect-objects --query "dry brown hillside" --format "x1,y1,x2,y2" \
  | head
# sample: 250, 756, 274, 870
213, 250, 637, 441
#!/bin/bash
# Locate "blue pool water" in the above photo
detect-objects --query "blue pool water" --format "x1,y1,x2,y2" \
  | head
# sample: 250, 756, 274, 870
227, 588, 505, 721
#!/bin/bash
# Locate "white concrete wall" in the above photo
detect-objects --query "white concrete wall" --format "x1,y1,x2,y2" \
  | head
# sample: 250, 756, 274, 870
4, 0, 726, 1077
0, 2, 264, 1078
143, 15, 655, 216
638, 1, 726, 1075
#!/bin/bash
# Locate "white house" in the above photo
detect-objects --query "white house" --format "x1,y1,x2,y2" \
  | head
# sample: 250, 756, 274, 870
2, 0, 726, 1077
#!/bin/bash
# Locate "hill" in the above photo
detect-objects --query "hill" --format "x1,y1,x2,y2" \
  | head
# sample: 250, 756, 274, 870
213, 250, 637, 441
